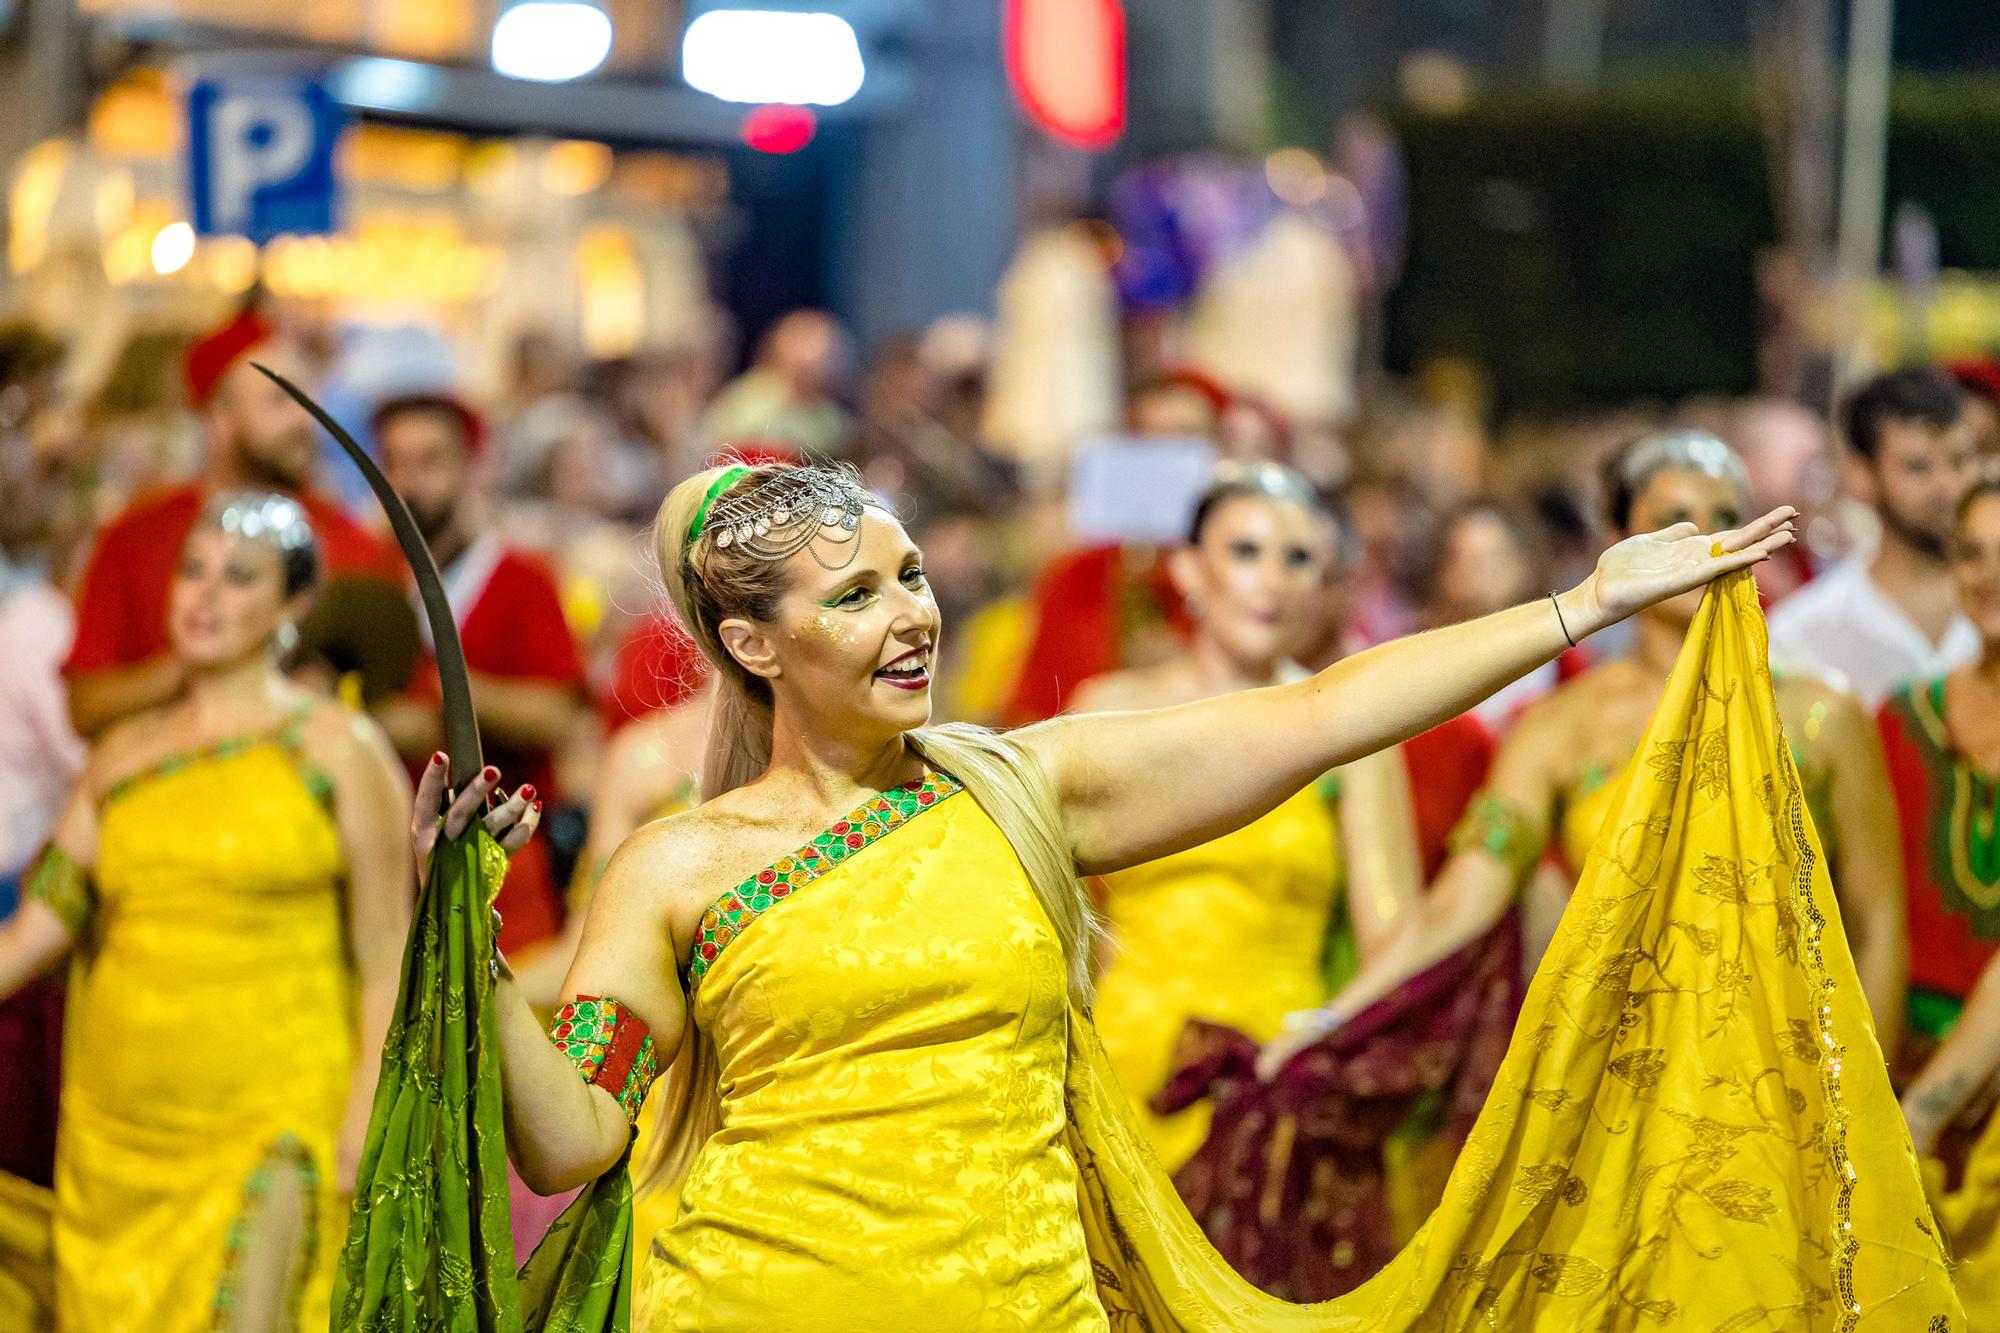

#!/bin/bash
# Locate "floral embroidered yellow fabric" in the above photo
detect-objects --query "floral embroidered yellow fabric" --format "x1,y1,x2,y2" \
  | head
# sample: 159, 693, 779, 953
636, 783, 1105, 1330
1070, 572, 1959, 1329
1094, 783, 1342, 1170
58, 739, 352, 1332
637, 573, 1956, 1330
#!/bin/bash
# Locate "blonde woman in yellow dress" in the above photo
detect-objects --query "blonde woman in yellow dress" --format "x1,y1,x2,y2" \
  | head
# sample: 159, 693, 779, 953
1069, 463, 1415, 1171
424, 459, 1956, 1329
0, 494, 419, 1331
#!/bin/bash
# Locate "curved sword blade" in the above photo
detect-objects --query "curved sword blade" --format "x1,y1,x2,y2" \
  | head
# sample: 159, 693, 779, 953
252, 362, 485, 789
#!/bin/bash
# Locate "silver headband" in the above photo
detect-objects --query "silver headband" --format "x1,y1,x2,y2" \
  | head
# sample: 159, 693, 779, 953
702, 466, 877, 565
1620, 429, 1750, 499
205, 490, 314, 552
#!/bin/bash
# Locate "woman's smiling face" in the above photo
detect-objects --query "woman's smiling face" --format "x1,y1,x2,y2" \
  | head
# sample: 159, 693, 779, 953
723, 509, 943, 739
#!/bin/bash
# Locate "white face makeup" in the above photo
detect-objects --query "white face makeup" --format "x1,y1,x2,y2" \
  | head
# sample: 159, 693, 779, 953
169, 526, 293, 668
1179, 494, 1332, 671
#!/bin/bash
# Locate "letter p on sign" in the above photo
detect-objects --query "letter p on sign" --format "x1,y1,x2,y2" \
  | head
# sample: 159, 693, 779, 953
188, 78, 343, 243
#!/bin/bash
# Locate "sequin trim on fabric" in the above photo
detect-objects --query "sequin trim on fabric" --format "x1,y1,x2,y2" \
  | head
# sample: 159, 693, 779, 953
549, 995, 660, 1124
686, 773, 965, 990
1759, 601, 1860, 1329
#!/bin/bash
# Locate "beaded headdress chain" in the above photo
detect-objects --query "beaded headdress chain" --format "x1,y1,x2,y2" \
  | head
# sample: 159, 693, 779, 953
689, 463, 875, 566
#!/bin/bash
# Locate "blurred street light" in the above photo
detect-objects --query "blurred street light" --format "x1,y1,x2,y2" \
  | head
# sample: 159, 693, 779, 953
683, 10, 866, 106
150, 221, 195, 275
491, 0, 614, 83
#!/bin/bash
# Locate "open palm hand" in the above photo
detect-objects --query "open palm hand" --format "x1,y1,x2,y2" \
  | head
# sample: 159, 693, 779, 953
1581, 505, 1798, 629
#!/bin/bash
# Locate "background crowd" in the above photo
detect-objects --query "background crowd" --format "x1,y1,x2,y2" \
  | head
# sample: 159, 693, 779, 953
5, 256, 2000, 1310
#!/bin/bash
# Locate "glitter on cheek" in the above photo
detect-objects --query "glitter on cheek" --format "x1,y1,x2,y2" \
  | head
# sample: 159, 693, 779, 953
793, 613, 852, 648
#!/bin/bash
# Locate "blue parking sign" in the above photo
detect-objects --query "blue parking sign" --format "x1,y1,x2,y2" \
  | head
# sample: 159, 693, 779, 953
188, 77, 344, 243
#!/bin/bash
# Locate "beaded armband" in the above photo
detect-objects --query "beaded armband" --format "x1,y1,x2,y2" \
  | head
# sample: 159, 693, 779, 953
1447, 794, 1548, 885
548, 996, 659, 1124
23, 844, 95, 936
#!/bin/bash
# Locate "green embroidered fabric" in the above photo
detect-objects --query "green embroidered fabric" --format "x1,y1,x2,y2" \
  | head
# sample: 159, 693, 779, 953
332, 828, 632, 1332
23, 843, 93, 937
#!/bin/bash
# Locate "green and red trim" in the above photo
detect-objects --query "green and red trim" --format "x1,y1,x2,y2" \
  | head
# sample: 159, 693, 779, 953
1898, 679, 2000, 929
686, 772, 963, 990
102, 708, 333, 809
549, 995, 659, 1124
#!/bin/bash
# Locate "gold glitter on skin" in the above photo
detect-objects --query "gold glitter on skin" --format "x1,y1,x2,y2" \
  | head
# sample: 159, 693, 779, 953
793, 612, 853, 648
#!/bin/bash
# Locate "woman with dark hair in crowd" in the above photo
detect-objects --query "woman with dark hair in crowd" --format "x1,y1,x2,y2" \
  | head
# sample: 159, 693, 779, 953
0, 494, 427, 1329
405, 454, 1987, 1332
1067, 463, 1422, 1170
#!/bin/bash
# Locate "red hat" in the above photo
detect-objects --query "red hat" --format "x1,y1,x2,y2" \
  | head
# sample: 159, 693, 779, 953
718, 440, 803, 468
1161, 367, 1233, 419
185, 308, 275, 410
1948, 357, 2000, 408
371, 391, 489, 458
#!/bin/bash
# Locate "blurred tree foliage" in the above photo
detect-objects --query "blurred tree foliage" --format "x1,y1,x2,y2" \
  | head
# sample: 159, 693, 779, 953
1383, 73, 2000, 415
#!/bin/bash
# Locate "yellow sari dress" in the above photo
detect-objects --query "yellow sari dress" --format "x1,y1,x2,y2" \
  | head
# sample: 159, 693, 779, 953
57, 722, 352, 1331
635, 575, 1957, 1330
1094, 782, 1341, 1169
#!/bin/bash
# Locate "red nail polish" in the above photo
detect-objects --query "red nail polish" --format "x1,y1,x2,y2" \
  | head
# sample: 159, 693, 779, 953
532, 800, 543, 812
431, 751, 446, 766
522, 785, 537, 801
483, 766, 498, 781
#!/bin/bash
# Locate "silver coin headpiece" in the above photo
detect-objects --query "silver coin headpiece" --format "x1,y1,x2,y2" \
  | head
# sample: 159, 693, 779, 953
692, 463, 876, 565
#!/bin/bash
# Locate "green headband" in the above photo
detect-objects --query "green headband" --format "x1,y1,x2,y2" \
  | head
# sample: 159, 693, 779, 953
688, 464, 752, 543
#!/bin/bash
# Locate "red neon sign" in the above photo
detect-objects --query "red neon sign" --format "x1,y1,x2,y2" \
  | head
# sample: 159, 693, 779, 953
1004, 0, 1125, 151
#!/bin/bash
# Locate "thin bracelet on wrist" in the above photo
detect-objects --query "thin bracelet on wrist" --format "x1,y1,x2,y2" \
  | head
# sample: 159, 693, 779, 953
1548, 592, 1577, 648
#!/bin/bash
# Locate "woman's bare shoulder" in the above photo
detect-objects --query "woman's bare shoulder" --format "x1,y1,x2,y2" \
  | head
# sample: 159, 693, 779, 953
600, 802, 757, 915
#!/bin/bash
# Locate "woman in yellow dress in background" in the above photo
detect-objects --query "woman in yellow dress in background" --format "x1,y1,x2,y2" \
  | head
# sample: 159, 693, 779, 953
0, 494, 417, 1331
429, 460, 1955, 1329
1069, 463, 1416, 1171
1271, 431, 1907, 1056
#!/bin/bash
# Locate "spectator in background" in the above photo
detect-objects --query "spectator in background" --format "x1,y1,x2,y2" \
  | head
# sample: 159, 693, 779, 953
1729, 396, 1837, 602
376, 392, 586, 954
1948, 357, 2000, 460
62, 309, 407, 739
698, 309, 853, 459
0, 379, 83, 1208
1341, 470, 1426, 646
854, 329, 1014, 528
1000, 373, 1229, 723
1769, 369, 1979, 706
1423, 500, 1586, 729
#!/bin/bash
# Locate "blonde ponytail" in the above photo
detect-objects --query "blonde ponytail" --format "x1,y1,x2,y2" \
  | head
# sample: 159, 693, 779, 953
634, 462, 1100, 1211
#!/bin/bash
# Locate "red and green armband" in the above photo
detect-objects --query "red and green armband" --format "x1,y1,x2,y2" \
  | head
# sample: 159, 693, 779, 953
548, 996, 660, 1124
23, 844, 95, 936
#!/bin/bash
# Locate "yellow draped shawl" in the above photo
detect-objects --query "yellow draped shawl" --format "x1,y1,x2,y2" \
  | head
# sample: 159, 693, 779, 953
1069, 572, 1960, 1329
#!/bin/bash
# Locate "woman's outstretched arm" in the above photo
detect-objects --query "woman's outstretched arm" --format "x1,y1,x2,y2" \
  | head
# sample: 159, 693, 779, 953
1025, 508, 1795, 876
1903, 953, 2000, 1155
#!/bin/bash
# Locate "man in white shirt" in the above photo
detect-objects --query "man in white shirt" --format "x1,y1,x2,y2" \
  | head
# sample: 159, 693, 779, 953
1768, 368, 1979, 706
